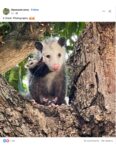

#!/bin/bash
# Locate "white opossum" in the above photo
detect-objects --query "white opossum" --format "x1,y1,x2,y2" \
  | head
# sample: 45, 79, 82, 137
26, 37, 66, 105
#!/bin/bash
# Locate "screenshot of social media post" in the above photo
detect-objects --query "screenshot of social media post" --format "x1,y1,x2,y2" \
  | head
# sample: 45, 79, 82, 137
0, 0, 116, 150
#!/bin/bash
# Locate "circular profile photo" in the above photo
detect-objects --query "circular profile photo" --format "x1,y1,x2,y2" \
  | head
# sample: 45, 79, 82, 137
3, 8, 10, 15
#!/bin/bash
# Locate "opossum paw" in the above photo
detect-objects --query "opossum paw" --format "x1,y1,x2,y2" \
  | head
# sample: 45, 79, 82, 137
50, 103, 59, 107
31, 100, 41, 108
48, 97, 58, 106
30, 99, 36, 104
41, 97, 58, 106
52, 97, 58, 104
48, 103, 59, 108
42, 97, 49, 103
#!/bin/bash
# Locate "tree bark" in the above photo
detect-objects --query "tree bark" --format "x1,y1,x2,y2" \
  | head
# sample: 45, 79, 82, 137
69, 22, 115, 136
0, 75, 79, 137
0, 40, 34, 74
0, 22, 115, 137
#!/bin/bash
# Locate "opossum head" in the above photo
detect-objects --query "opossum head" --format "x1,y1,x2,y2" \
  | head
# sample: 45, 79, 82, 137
35, 38, 66, 72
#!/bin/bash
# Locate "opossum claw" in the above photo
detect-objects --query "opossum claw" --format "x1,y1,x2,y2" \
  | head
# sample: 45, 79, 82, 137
49, 103, 58, 108
30, 99, 40, 108
30, 99, 37, 105
48, 97, 58, 106
43, 97, 49, 102
52, 97, 58, 104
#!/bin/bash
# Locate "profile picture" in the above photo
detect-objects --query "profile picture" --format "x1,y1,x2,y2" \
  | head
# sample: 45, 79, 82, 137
3, 8, 10, 15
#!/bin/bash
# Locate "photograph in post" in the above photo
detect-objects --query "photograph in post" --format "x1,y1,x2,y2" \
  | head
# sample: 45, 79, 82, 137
0, 22, 115, 137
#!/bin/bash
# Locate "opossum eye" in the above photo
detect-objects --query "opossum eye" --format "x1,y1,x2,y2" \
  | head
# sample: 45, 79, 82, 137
58, 53, 61, 57
46, 55, 51, 58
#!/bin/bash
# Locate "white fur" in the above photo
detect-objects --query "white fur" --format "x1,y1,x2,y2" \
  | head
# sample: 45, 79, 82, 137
45, 71, 57, 92
42, 38, 66, 71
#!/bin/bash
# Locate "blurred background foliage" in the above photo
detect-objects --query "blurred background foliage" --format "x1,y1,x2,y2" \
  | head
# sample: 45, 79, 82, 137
0, 22, 85, 95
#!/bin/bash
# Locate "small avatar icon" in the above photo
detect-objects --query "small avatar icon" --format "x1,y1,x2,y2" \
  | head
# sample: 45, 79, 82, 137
3, 8, 10, 15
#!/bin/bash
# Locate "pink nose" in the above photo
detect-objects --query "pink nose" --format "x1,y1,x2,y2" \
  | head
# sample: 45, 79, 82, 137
52, 64, 60, 71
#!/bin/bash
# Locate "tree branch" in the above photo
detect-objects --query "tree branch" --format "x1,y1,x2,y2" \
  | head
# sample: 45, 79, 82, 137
0, 40, 34, 74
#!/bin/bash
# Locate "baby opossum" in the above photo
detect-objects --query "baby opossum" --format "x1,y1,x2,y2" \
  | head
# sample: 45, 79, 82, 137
26, 38, 66, 105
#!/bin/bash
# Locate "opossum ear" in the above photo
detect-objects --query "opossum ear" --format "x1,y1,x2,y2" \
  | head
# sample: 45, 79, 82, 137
35, 41, 43, 51
58, 37, 66, 47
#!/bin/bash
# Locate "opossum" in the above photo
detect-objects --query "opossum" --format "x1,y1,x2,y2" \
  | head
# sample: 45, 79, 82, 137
26, 37, 66, 105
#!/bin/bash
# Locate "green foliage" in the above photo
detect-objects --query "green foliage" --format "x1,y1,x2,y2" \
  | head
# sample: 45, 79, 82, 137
4, 58, 28, 94
44, 22, 85, 51
0, 22, 12, 35
3, 22, 85, 93
53, 22, 85, 37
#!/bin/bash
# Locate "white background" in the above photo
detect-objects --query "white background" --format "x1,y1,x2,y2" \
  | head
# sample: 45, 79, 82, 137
0, 138, 116, 150
0, 0, 116, 21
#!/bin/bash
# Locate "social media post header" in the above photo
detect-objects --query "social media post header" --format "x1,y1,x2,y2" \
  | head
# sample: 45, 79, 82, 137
0, 0, 116, 22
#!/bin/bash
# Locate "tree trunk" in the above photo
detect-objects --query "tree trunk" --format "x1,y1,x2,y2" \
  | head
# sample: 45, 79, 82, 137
0, 22, 115, 137
69, 22, 115, 136
0, 74, 79, 137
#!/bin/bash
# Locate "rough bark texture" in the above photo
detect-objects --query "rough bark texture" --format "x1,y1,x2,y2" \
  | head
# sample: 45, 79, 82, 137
69, 22, 115, 136
0, 75, 79, 137
0, 22, 115, 137
0, 41, 34, 73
